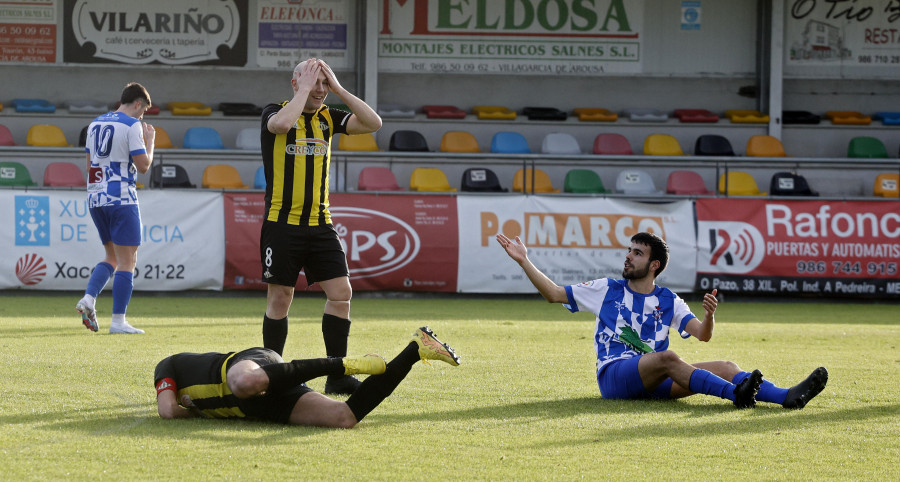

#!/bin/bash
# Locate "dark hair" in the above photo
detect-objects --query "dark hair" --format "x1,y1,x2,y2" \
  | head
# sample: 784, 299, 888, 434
120, 82, 151, 107
631, 232, 669, 277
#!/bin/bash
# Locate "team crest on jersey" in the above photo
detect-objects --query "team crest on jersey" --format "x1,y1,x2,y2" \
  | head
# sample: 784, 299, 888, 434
578, 280, 594, 287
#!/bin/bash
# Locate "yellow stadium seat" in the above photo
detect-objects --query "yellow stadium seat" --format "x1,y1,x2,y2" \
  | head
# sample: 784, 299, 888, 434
725, 109, 769, 123
643, 134, 684, 156
409, 167, 456, 192
440, 131, 480, 153
573, 108, 618, 122
338, 133, 379, 151
202, 164, 247, 189
168, 102, 212, 116
873, 173, 899, 197
512, 168, 559, 193
26, 124, 68, 147
154, 127, 175, 148
825, 111, 871, 125
718, 171, 766, 195
746, 135, 787, 157
472, 105, 517, 120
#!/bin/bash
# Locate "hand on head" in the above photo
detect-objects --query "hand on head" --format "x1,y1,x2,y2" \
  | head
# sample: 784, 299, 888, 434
293, 58, 321, 91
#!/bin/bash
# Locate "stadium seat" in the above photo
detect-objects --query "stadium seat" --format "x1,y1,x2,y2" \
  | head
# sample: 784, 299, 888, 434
460, 167, 506, 192
874, 111, 900, 126
666, 170, 711, 195
338, 133, 379, 151
491, 131, 530, 154
183, 127, 225, 149
254, 166, 266, 189
573, 108, 617, 122
674, 109, 719, 123
783, 110, 820, 125
643, 134, 683, 156
564, 169, 607, 194
0, 124, 15, 146
616, 169, 661, 195
0, 102, 3, 112
0, 161, 37, 187
541, 132, 581, 155
154, 127, 176, 148
873, 173, 899, 197
422, 105, 466, 119
219, 102, 262, 116
770, 172, 817, 196
168, 102, 212, 116
624, 108, 667, 122
694, 134, 735, 156
523, 107, 567, 121
512, 168, 559, 193
149, 163, 195, 188
43, 162, 86, 187
357, 166, 403, 191
440, 131, 480, 153
825, 111, 871, 125
389, 130, 429, 152
378, 104, 415, 118
718, 171, 766, 195
26, 124, 68, 147
593, 133, 633, 155
847, 136, 888, 158
201, 164, 246, 189
746, 135, 787, 157
66, 100, 109, 114
725, 109, 769, 123
12, 98, 55, 113
473, 105, 516, 120
235, 128, 261, 151
409, 167, 456, 192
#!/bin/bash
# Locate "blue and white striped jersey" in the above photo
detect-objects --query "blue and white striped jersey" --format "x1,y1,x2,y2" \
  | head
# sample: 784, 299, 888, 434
564, 279, 696, 375
85, 112, 147, 207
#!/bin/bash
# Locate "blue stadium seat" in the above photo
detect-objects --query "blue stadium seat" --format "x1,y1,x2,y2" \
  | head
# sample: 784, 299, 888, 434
183, 127, 225, 149
254, 166, 266, 189
490, 131, 530, 153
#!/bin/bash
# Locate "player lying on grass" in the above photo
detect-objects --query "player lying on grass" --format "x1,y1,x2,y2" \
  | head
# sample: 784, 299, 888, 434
154, 327, 459, 427
497, 231, 828, 409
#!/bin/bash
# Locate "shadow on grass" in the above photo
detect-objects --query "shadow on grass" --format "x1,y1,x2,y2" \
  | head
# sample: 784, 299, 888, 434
12, 397, 899, 446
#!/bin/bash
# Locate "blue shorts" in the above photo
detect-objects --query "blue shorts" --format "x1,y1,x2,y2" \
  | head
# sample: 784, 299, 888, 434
597, 355, 674, 400
90, 204, 142, 246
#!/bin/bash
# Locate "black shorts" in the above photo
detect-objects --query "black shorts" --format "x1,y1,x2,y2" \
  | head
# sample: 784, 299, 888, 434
228, 347, 314, 424
259, 221, 349, 287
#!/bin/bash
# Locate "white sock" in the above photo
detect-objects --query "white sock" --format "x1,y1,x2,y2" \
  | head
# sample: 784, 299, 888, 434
81, 294, 96, 307
111, 314, 126, 325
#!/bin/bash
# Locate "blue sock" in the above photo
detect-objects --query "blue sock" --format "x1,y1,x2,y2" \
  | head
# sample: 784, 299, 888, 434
733, 371, 787, 404
688, 369, 736, 401
112, 271, 134, 315
85, 262, 114, 298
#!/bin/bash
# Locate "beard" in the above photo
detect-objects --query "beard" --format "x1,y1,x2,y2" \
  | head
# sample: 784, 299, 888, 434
622, 263, 651, 280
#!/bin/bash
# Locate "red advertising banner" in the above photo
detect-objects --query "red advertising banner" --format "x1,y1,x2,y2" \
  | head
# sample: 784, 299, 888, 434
224, 193, 458, 292
0, 0, 57, 63
696, 198, 900, 298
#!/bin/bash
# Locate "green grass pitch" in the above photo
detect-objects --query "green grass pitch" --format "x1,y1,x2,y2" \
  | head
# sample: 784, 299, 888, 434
0, 293, 897, 479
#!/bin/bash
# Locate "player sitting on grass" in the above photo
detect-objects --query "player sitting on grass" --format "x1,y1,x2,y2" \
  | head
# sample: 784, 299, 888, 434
497, 231, 828, 410
154, 327, 459, 427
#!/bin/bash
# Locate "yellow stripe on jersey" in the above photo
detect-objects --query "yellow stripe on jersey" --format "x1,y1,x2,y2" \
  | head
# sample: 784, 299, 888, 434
267, 104, 335, 226
267, 132, 288, 223
177, 353, 245, 419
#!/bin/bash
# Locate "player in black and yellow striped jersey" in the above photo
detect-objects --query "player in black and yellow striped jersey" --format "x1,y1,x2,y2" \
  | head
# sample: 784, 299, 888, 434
258, 58, 382, 396
154, 326, 461, 427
